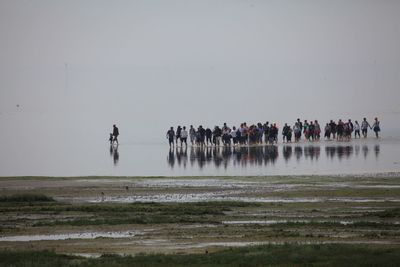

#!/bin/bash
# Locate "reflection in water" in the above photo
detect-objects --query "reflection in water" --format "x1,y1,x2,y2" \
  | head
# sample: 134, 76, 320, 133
282, 146, 292, 162
168, 147, 188, 169
294, 146, 303, 161
170, 145, 279, 169
325, 145, 380, 161
374, 145, 380, 158
326, 146, 353, 160
109, 144, 119, 166
304, 146, 321, 161
167, 144, 380, 169
362, 145, 369, 159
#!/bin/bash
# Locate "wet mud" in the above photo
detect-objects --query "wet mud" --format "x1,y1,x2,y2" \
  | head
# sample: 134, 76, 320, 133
1, 175, 399, 255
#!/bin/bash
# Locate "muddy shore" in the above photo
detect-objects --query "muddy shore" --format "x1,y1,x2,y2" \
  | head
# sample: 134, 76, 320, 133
0, 175, 399, 256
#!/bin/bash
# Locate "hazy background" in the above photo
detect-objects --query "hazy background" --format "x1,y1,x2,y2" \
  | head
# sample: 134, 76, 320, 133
1, 0, 400, 147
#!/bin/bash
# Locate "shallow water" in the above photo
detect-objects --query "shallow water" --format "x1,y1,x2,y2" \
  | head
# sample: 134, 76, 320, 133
0, 230, 141, 242
1, 133, 400, 176
86, 195, 400, 204
222, 220, 400, 225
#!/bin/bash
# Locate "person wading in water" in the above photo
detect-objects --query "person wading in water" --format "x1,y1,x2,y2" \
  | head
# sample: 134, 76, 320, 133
112, 124, 119, 144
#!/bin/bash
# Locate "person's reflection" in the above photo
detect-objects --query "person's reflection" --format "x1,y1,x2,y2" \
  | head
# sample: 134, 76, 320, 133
109, 144, 119, 166
250, 146, 264, 166
235, 147, 247, 166
246, 147, 254, 165
221, 146, 232, 169
197, 146, 206, 169
264, 145, 278, 165
167, 147, 175, 168
189, 146, 196, 167
337, 146, 344, 160
344, 146, 353, 159
189, 146, 207, 169
282, 145, 293, 162
325, 146, 336, 160
205, 146, 213, 164
294, 146, 303, 161
304, 146, 320, 161
109, 144, 113, 157
175, 147, 182, 166
362, 145, 369, 159
175, 146, 184, 168
232, 146, 244, 166
182, 146, 188, 168
213, 146, 223, 168
176, 146, 188, 168
355, 145, 360, 157
374, 144, 380, 158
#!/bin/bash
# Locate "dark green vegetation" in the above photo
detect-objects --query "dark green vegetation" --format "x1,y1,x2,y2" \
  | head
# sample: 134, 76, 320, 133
0, 196, 399, 230
1, 244, 400, 267
0, 199, 259, 228
0, 194, 54, 203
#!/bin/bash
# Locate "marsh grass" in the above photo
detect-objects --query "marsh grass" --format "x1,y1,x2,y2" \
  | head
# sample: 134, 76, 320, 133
32, 215, 221, 226
1, 244, 400, 267
0, 194, 55, 203
1, 201, 257, 227
0, 201, 257, 212
1, 200, 399, 228
375, 208, 400, 218
271, 221, 399, 228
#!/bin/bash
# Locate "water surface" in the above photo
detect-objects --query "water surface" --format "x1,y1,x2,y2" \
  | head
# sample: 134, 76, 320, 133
1, 135, 399, 176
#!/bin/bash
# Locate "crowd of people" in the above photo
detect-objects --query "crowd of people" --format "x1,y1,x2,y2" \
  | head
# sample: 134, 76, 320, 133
166, 117, 381, 147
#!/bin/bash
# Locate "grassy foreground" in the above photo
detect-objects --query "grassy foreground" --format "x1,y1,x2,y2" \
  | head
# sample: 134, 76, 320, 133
1, 244, 400, 267
1, 176, 400, 264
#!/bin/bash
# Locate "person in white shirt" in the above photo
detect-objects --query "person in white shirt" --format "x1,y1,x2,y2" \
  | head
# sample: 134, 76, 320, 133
354, 121, 361, 138
231, 126, 238, 145
180, 126, 188, 147
361, 118, 371, 138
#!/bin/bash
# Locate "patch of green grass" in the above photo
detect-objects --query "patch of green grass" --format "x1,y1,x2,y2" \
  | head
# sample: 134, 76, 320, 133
263, 188, 400, 198
0, 201, 258, 213
0, 194, 55, 203
33, 214, 220, 227
1, 202, 258, 227
0, 200, 397, 228
1, 244, 400, 267
375, 208, 400, 218
270, 221, 398, 229
0, 250, 84, 267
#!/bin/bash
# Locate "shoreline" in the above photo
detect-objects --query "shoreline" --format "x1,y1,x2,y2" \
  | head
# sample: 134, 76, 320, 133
0, 171, 400, 181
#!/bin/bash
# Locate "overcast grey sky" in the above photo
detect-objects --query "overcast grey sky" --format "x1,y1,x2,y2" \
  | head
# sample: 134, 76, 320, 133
1, 0, 400, 143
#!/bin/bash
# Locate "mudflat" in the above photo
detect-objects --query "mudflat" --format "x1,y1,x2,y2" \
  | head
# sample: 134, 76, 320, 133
0, 175, 399, 258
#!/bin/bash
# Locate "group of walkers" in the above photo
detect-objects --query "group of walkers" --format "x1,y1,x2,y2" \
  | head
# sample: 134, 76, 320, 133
323, 117, 380, 141
166, 117, 381, 147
